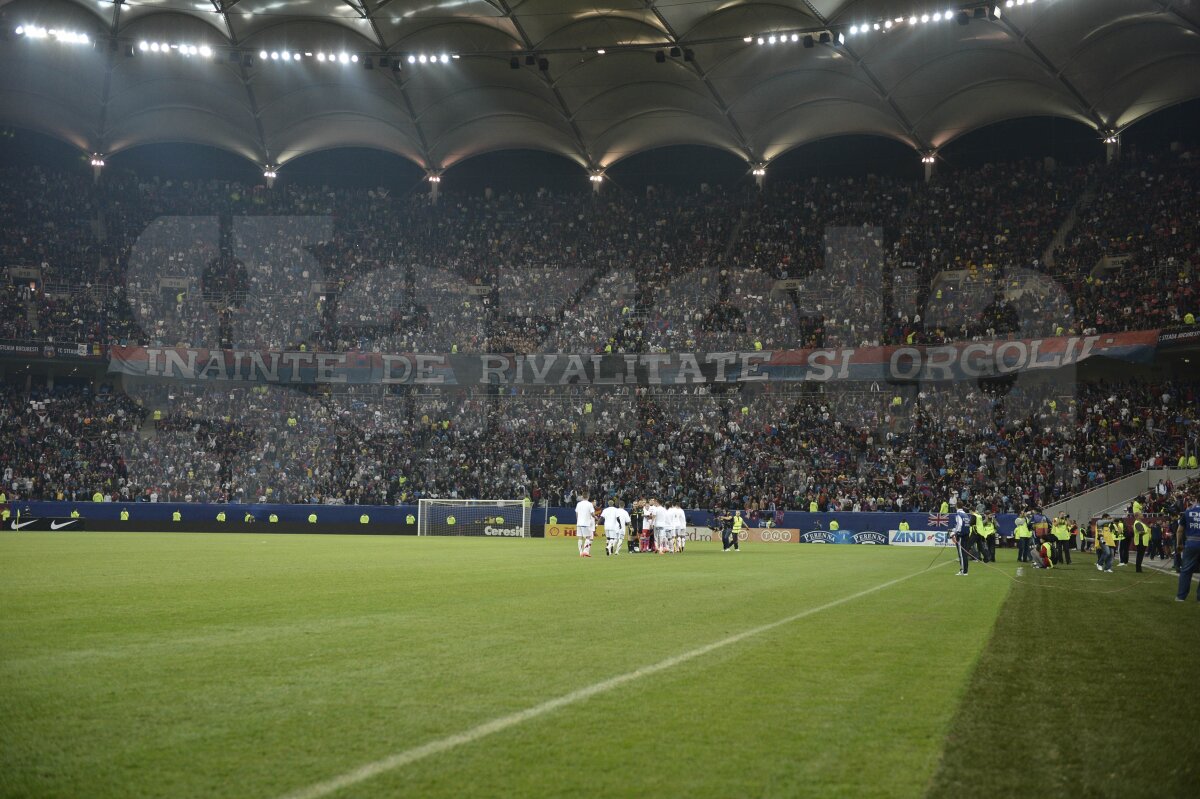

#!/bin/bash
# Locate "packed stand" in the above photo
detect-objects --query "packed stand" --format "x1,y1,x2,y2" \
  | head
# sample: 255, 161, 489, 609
2, 376, 1195, 516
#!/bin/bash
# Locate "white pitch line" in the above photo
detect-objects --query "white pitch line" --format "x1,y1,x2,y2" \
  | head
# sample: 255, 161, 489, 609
279, 561, 950, 799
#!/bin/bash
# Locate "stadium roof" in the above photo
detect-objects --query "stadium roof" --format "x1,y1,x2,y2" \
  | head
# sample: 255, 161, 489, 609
2, 0, 1199, 174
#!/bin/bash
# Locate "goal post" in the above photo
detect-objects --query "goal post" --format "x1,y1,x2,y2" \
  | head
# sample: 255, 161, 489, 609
417, 499, 531, 538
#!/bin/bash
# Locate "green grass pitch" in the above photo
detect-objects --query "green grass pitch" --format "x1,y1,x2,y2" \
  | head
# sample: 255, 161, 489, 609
1, 533, 1196, 799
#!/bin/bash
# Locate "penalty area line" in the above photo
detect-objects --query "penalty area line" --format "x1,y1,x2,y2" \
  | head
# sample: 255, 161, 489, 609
278, 560, 951, 799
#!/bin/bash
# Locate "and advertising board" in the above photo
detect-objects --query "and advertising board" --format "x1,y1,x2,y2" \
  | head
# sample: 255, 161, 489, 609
887, 529, 953, 547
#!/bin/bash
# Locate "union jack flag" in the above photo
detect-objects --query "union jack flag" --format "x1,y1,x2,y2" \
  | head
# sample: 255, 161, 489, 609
926, 513, 949, 528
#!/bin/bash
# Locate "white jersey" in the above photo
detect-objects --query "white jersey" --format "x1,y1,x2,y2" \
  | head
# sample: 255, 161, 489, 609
669, 506, 685, 530
600, 506, 629, 534
649, 504, 667, 529
575, 499, 596, 529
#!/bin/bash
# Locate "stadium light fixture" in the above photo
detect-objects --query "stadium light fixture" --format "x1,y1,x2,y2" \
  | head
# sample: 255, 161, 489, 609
90, 155, 105, 168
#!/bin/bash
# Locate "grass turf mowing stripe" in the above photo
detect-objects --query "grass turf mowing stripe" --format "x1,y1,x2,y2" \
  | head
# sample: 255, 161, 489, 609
278, 559, 952, 799
924, 555, 1200, 799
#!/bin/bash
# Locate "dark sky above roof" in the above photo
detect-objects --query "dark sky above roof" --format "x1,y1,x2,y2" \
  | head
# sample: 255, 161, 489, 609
1, 0, 1199, 174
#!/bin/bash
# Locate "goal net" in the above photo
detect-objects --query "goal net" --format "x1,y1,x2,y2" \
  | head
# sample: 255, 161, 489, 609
417, 499, 531, 538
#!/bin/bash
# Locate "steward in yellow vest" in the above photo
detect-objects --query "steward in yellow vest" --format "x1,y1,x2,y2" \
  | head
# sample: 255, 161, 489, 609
1050, 516, 1071, 565
1132, 519, 1151, 572
1014, 515, 1032, 563
981, 516, 997, 563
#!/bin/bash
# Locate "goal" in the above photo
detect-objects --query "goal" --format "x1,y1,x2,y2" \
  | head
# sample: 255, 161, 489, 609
417, 499, 531, 538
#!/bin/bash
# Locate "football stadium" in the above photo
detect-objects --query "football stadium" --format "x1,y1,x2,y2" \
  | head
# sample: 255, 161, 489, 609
1, 0, 1199, 796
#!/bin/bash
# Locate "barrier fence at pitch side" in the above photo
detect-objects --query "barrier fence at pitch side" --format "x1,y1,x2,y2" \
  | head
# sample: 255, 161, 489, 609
6, 501, 1041, 543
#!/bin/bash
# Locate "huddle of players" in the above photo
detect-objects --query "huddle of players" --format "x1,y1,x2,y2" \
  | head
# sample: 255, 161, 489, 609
572, 494, 689, 557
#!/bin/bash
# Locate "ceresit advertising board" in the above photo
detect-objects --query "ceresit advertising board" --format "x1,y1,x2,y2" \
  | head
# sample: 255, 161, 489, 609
887, 529, 953, 547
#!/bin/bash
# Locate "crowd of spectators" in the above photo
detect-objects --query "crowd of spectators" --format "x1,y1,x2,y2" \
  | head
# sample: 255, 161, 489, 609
0, 151, 1195, 354
1, 149, 1198, 512
2, 376, 1195, 513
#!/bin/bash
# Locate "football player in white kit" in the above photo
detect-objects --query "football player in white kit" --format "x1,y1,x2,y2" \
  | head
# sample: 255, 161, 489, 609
669, 502, 686, 553
600, 501, 631, 556
574, 493, 596, 558
638, 499, 653, 551
649, 499, 669, 554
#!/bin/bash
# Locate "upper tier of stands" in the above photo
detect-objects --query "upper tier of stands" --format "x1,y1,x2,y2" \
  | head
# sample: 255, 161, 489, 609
1, 150, 1196, 353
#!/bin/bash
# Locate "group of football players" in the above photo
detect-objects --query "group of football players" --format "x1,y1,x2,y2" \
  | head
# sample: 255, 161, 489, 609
572, 495, 691, 557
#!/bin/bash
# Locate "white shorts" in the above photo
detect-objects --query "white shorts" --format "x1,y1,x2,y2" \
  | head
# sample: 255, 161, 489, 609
576, 526, 594, 539
605, 527, 621, 540
673, 527, 685, 539
654, 527, 667, 540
